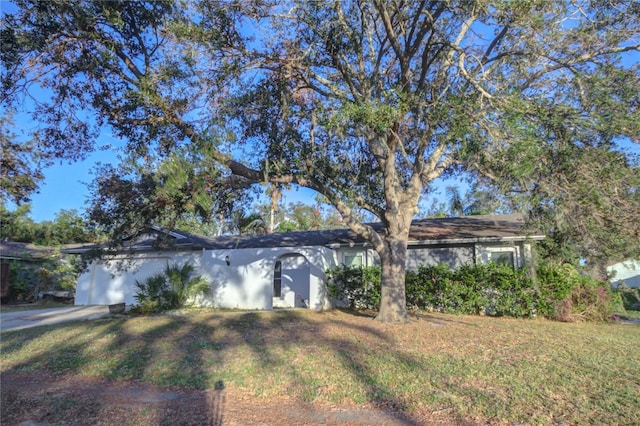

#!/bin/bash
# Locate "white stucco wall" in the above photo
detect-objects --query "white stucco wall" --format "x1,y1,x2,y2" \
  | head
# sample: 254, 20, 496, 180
74, 240, 535, 310
608, 260, 640, 288
202, 246, 335, 310
74, 252, 202, 306
76, 246, 337, 310
277, 254, 311, 307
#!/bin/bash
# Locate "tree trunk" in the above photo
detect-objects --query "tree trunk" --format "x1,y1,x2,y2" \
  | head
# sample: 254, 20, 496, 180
376, 237, 410, 323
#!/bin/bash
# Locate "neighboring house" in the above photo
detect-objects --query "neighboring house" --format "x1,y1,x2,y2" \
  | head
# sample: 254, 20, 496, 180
0, 241, 77, 299
63, 214, 544, 311
0, 242, 55, 299
607, 260, 640, 288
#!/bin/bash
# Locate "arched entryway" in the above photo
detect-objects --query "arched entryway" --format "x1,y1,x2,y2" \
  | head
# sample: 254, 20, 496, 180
272, 253, 310, 308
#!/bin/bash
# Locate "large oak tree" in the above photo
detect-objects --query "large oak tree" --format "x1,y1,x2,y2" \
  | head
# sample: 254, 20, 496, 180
2, 0, 639, 322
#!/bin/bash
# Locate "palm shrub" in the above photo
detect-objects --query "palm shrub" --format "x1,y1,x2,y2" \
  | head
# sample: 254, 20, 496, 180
134, 273, 170, 314
163, 263, 210, 308
133, 263, 210, 314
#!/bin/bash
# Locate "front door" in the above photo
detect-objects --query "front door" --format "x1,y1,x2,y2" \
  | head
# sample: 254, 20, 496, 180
272, 254, 310, 308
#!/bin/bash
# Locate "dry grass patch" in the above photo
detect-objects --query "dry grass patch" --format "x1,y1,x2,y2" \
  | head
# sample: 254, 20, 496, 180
1, 308, 638, 425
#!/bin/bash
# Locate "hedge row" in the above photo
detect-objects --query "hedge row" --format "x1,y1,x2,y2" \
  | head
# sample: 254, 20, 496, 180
326, 262, 614, 321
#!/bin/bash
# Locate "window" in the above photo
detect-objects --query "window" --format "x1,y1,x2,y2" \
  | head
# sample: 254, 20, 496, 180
344, 254, 363, 267
483, 246, 519, 268
273, 260, 282, 298
490, 251, 515, 267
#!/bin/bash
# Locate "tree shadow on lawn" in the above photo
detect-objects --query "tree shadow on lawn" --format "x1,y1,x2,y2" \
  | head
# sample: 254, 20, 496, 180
0, 309, 478, 425
413, 311, 479, 327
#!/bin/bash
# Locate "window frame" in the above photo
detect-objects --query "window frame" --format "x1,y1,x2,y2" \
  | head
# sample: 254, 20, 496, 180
343, 253, 364, 267
273, 260, 282, 298
484, 246, 520, 268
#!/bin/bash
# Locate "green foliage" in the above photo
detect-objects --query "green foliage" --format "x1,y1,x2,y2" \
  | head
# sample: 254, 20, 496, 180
162, 263, 210, 308
38, 253, 79, 292
535, 262, 615, 322
4, 253, 79, 302
5, 0, 639, 323
405, 263, 535, 317
5, 260, 31, 302
0, 114, 43, 204
87, 146, 248, 242
331, 100, 402, 135
484, 144, 640, 269
329, 261, 615, 321
133, 263, 210, 314
0, 204, 95, 245
612, 283, 640, 312
534, 263, 577, 316
252, 201, 346, 233
133, 273, 170, 314
326, 265, 381, 310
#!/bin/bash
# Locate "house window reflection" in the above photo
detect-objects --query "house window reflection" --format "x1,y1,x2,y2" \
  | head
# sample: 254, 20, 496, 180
273, 260, 282, 298
344, 254, 363, 267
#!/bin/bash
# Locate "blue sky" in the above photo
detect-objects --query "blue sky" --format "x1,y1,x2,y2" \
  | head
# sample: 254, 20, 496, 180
5, 116, 122, 222
21, 149, 120, 223
11, 124, 457, 223
20, 152, 324, 223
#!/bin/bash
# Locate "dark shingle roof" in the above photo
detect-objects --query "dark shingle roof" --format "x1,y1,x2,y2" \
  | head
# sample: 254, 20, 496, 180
192, 213, 542, 249
0, 241, 54, 260
63, 214, 543, 254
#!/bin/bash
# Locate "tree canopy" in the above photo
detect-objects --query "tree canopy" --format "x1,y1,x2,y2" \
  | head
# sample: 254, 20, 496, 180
0, 204, 95, 245
2, 0, 639, 322
0, 114, 43, 204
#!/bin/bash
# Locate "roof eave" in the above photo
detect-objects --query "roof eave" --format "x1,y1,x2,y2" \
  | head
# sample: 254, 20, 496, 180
326, 234, 546, 249
61, 243, 203, 255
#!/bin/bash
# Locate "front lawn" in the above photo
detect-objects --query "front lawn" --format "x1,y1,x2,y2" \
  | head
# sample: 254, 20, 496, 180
1, 309, 638, 424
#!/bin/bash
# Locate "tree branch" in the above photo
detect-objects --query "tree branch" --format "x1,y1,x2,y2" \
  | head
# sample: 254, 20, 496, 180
521, 44, 640, 89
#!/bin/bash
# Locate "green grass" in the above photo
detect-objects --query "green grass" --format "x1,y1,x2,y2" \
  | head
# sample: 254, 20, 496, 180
1, 309, 639, 425
618, 309, 640, 320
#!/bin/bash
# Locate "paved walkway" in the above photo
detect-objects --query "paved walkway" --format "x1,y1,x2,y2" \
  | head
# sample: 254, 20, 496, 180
0, 306, 111, 331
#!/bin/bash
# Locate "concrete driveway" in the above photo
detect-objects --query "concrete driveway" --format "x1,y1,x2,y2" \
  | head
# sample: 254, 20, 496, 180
0, 306, 111, 331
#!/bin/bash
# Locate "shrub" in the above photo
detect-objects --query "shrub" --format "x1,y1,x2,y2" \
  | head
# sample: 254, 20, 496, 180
330, 262, 537, 318
569, 280, 613, 322
327, 260, 613, 322
535, 263, 577, 318
407, 263, 535, 317
326, 265, 380, 310
162, 263, 210, 308
134, 273, 169, 314
536, 262, 614, 322
406, 263, 454, 312
133, 263, 210, 314
613, 283, 640, 312
6, 260, 32, 302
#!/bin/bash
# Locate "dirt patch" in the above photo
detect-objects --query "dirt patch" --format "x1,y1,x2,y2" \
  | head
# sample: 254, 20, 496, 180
1, 371, 470, 425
